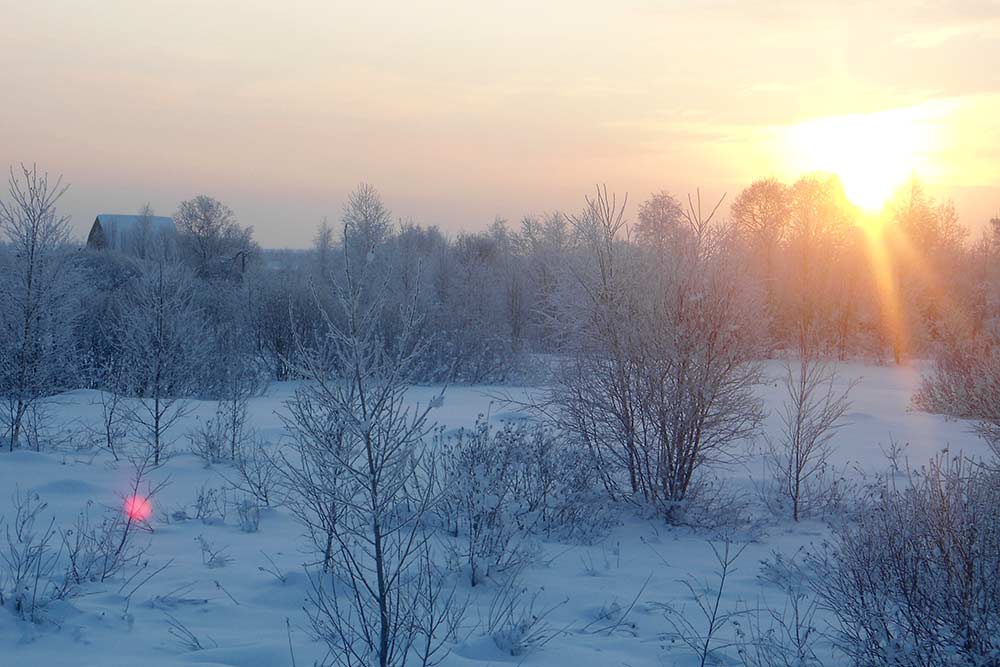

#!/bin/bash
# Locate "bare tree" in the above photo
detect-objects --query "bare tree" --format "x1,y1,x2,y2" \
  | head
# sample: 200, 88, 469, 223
635, 190, 686, 252
656, 539, 749, 667
92, 356, 129, 461
283, 226, 456, 667
313, 217, 335, 281
546, 187, 764, 522
730, 178, 789, 336
174, 195, 254, 279
117, 262, 206, 464
764, 349, 854, 521
342, 183, 392, 266
0, 165, 80, 452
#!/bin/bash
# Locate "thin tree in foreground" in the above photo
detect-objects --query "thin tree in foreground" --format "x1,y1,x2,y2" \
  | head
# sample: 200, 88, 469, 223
0, 165, 79, 451
765, 345, 854, 521
284, 219, 456, 667
118, 262, 205, 464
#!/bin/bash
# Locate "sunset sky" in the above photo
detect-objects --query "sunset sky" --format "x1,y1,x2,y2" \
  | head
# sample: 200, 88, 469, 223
2, 1, 998, 247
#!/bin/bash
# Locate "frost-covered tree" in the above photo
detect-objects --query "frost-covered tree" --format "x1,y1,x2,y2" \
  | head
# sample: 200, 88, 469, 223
342, 182, 392, 268
764, 349, 854, 521
635, 190, 686, 252
313, 217, 335, 281
283, 230, 454, 666
914, 327, 1000, 463
520, 212, 568, 350
117, 261, 206, 464
781, 175, 856, 353
884, 180, 968, 360
248, 259, 319, 381
128, 203, 177, 261
0, 165, 80, 451
193, 274, 263, 457
548, 187, 764, 522
730, 178, 789, 336
174, 195, 255, 280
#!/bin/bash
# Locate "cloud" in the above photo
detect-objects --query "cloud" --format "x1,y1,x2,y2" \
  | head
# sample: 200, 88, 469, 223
895, 22, 1000, 48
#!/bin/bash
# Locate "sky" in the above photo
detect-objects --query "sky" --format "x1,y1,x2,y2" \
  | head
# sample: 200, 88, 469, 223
1, 1, 998, 247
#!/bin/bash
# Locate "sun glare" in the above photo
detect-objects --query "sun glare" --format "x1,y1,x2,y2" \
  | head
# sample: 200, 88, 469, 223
778, 105, 947, 212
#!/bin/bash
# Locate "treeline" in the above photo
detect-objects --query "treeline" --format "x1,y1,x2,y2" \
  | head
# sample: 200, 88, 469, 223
1, 164, 999, 452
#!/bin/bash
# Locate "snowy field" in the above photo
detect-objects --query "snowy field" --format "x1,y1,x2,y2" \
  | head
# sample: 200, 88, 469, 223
0, 361, 989, 667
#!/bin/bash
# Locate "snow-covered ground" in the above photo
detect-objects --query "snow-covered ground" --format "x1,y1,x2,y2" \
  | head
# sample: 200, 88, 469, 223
0, 361, 989, 666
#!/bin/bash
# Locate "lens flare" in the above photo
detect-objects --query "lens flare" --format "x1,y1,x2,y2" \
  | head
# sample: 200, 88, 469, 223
123, 495, 152, 522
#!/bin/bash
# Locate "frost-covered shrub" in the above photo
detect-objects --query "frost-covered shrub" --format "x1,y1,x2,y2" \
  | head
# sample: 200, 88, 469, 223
0, 489, 59, 621
61, 500, 149, 591
61, 454, 162, 594
416, 328, 523, 384
437, 419, 536, 586
231, 436, 278, 507
187, 413, 229, 465
504, 422, 616, 542
235, 497, 261, 533
196, 535, 233, 568
742, 551, 823, 667
806, 455, 1000, 666
913, 333, 997, 417
914, 332, 1000, 460
438, 418, 613, 585
655, 539, 748, 667
188, 397, 258, 467
485, 575, 566, 657
546, 188, 764, 523
20, 403, 79, 453
192, 484, 229, 525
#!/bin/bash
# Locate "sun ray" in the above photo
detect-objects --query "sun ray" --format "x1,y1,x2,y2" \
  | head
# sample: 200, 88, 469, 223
862, 194, 969, 364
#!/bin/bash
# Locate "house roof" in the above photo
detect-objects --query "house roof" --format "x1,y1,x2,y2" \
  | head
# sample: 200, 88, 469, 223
94, 213, 175, 232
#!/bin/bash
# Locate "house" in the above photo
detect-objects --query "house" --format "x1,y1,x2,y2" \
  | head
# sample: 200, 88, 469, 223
86, 213, 177, 258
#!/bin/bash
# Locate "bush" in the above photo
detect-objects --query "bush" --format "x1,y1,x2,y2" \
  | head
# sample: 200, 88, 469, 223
0, 489, 59, 621
61, 499, 150, 591
187, 413, 229, 465
914, 332, 1000, 460
230, 436, 278, 507
485, 573, 567, 657
437, 418, 613, 585
504, 422, 616, 542
437, 420, 536, 586
806, 455, 1000, 666
235, 497, 261, 533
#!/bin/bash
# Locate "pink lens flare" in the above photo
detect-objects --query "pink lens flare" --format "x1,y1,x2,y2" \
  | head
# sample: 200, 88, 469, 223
123, 495, 152, 522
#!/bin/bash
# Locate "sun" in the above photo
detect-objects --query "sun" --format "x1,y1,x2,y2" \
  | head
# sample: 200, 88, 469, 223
777, 106, 944, 212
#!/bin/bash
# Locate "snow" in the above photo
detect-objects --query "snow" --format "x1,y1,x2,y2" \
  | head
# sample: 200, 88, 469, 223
0, 361, 989, 666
